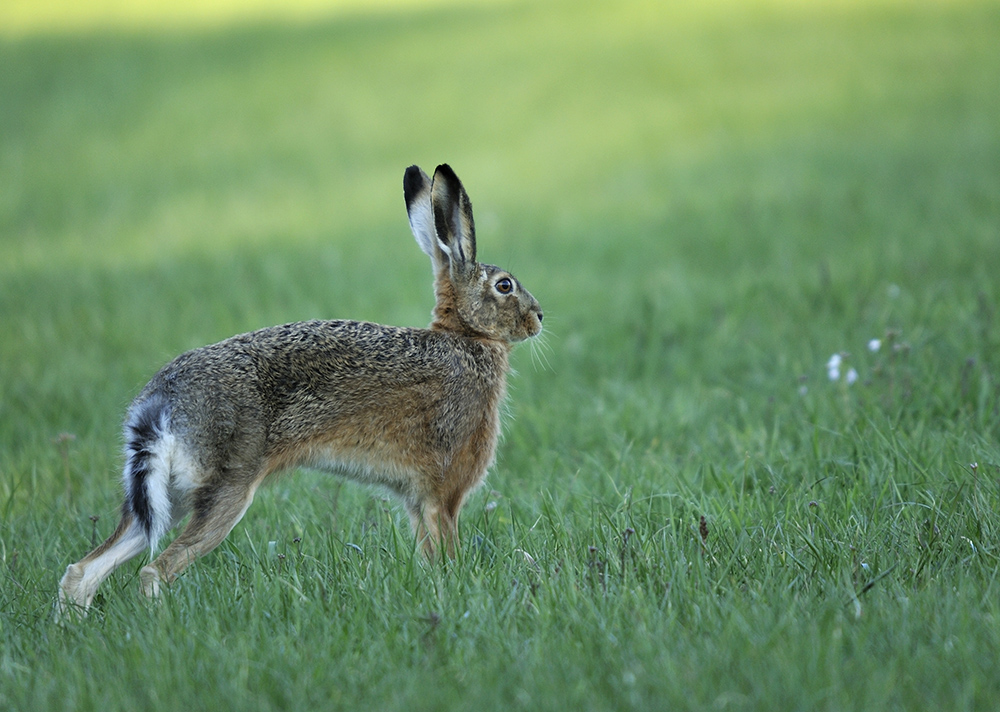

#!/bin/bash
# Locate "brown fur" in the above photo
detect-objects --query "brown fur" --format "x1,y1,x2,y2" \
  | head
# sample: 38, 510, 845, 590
57, 164, 542, 617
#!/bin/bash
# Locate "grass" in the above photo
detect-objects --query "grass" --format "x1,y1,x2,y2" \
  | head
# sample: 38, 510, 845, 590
2, 0, 1000, 709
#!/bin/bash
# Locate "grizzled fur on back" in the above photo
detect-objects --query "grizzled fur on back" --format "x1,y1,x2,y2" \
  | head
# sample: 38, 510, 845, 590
58, 164, 543, 617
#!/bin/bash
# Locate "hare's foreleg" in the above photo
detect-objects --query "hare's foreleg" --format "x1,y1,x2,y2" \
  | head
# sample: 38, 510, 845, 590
140, 477, 259, 596
407, 495, 461, 559
58, 512, 149, 617
408, 501, 442, 558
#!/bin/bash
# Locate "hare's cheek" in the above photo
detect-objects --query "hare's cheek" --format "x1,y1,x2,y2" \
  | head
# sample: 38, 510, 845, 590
521, 312, 539, 336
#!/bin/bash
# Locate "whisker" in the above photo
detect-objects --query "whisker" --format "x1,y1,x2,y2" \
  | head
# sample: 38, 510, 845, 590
529, 330, 554, 373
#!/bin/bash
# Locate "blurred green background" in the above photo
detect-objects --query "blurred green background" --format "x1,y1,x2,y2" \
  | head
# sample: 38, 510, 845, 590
4, 0, 997, 458
3, 0, 1000, 708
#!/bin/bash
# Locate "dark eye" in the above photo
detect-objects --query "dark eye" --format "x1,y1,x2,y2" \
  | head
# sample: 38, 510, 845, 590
495, 278, 513, 294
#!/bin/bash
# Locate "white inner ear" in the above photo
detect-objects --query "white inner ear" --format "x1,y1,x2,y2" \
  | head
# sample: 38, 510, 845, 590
436, 237, 453, 257
407, 201, 436, 259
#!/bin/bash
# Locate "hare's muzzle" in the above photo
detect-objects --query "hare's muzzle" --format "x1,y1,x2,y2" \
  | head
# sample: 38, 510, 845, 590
526, 307, 543, 337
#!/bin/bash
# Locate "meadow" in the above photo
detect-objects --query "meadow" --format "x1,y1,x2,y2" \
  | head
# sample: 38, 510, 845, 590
2, 0, 1000, 709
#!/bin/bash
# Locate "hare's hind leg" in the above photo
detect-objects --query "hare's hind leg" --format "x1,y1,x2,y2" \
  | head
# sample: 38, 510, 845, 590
58, 512, 148, 617
140, 476, 260, 596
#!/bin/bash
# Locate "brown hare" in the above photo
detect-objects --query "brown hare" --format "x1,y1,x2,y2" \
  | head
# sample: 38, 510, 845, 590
58, 164, 543, 615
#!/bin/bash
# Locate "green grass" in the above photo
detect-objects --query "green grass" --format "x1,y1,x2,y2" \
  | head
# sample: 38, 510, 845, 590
3, 0, 1000, 709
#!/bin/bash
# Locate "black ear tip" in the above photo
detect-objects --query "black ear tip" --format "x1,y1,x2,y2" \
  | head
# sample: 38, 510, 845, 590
403, 165, 427, 205
433, 163, 460, 185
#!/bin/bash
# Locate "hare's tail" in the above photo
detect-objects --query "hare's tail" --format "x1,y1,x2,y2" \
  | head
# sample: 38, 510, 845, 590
123, 395, 175, 551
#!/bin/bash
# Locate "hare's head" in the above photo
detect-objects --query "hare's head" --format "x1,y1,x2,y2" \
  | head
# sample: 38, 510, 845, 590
404, 164, 543, 343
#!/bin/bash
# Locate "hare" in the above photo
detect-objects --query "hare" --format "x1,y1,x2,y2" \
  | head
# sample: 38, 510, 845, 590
58, 164, 543, 615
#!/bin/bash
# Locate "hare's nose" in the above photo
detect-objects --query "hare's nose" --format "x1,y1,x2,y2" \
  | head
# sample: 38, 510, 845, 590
536, 311, 543, 323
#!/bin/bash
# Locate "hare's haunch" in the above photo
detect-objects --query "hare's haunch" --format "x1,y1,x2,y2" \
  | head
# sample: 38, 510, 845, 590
58, 165, 542, 616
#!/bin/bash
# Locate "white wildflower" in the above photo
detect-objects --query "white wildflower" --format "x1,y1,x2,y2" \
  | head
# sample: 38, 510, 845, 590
868, 339, 881, 352
826, 353, 842, 381
845, 368, 858, 385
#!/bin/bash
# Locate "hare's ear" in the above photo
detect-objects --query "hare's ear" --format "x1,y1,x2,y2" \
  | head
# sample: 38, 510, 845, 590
430, 164, 476, 273
404, 165, 439, 263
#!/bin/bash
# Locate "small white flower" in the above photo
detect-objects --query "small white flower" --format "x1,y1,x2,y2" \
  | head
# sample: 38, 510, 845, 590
798, 385, 808, 396
845, 368, 858, 385
868, 339, 881, 352
826, 353, 842, 381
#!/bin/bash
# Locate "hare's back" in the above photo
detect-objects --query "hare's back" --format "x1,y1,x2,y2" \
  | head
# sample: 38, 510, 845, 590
250, 320, 471, 385
146, 320, 457, 396
140, 319, 503, 427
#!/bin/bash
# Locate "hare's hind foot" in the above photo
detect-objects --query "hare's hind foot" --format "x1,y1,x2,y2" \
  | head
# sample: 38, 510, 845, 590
139, 565, 162, 598
56, 515, 149, 620
56, 562, 88, 621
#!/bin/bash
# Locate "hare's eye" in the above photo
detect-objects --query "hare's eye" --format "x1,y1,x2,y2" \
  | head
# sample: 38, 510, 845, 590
495, 278, 513, 294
